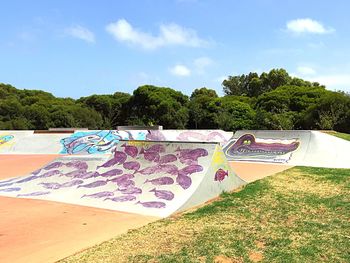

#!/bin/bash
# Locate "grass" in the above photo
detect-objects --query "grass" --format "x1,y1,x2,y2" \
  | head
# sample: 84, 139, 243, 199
324, 131, 350, 142
60, 167, 350, 263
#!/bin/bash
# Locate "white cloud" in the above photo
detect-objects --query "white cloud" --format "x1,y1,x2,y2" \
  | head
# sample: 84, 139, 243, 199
105, 19, 208, 50
214, 75, 228, 84
297, 66, 316, 75
66, 25, 95, 43
170, 64, 191, 77
307, 74, 350, 90
193, 57, 213, 73
286, 18, 334, 34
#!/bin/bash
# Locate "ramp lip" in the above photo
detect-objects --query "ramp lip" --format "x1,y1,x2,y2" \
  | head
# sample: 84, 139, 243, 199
119, 139, 220, 145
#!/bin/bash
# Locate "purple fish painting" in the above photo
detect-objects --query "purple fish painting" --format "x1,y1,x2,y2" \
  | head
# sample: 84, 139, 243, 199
82, 191, 115, 199
44, 162, 64, 170
149, 188, 174, 201
99, 169, 123, 177
145, 131, 166, 141
75, 171, 99, 179
0, 182, 15, 188
32, 169, 42, 175
16, 175, 39, 184
97, 158, 120, 169
177, 148, 208, 162
214, 169, 229, 182
159, 154, 177, 164
61, 179, 84, 187
66, 161, 88, 171
143, 151, 160, 162
39, 182, 62, 189
17, 191, 50, 197
63, 170, 86, 178
176, 174, 192, 189
39, 170, 61, 178
0, 177, 19, 184
121, 144, 138, 158
0, 187, 21, 192
137, 166, 159, 175
118, 187, 142, 195
123, 161, 141, 172
108, 174, 135, 183
105, 195, 136, 202
113, 151, 128, 164
141, 144, 166, 153
117, 179, 135, 188
77, 180, 107, 188
156, 164, 178, 175
136, 201, 166, 209
178, 165, 203, 176
179, 158, 198, 166
144, 177, 174, 185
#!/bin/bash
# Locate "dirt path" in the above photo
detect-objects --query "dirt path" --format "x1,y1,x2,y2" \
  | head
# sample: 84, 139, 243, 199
0, 155, 60, 179
0, 196, 158, 263
229, 161, 292, 182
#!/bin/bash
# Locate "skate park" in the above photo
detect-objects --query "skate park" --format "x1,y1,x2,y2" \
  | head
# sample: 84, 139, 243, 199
0, 129, 349, 262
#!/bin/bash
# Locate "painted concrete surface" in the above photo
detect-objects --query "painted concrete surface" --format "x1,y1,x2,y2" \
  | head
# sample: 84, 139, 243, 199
223, 130, 350, 168
0, 196, 158, 263
0, 141, 245, 217
0, 129, 232, 155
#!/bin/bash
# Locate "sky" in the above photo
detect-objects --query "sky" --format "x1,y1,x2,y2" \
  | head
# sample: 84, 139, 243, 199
1, 0, 350, 98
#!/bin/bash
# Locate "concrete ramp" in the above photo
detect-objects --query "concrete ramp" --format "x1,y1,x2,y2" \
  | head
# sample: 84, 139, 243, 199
224, 130, 350, 168
0, 141, 245, 217
0, 131, 34, 153
0, 130, 231, 155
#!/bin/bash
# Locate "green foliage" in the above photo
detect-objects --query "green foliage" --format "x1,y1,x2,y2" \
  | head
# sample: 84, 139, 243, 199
188, 87, 218, 129
0, 68, 349, 133
223, 68, 324, 97
127, 85, 189, 129
211, 96, 256, 131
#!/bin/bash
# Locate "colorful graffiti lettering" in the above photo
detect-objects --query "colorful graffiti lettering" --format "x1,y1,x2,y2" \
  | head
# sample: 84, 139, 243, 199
0, 134, 14, 147
224, 134, 300, 163
60, 130, 146, 154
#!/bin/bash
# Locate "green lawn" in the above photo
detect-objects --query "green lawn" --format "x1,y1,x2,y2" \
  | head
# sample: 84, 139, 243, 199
60, 167, 350, 263
324, 131, 350, 142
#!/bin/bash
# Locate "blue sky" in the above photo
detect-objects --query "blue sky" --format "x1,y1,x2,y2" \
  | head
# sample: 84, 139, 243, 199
1, 0, 350, 98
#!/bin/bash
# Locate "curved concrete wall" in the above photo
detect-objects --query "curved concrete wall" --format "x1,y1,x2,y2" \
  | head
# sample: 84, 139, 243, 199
224, 130, 350, 168
0, 130, 232, 155
0, 141, 245, 217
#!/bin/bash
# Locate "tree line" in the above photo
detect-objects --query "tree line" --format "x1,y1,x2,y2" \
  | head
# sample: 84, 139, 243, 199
1, 68, 350, 133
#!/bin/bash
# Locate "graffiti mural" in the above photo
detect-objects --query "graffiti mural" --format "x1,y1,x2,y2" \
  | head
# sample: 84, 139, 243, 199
176, 130, 230, 144
60, 130, 231, 154
60, 130, 147, 154
0, 134, 14, 146
224, 134, 300, 163
0, 142, 218, 216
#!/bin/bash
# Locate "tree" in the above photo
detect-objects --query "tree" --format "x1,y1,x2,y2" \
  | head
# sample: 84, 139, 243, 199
127, 85, 189, 128
188, 87, 218, 129
211, 96, 256, 131
302, 92, 350, 131
24, 105, 50, 129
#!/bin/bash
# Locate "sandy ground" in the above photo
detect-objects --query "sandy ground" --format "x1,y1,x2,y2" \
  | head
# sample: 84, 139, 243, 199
0, 155, 60, 179
229, 161, 292, 182
0, 196, 158, 263
0, 155, 158, 263
0, 155, 290, 263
